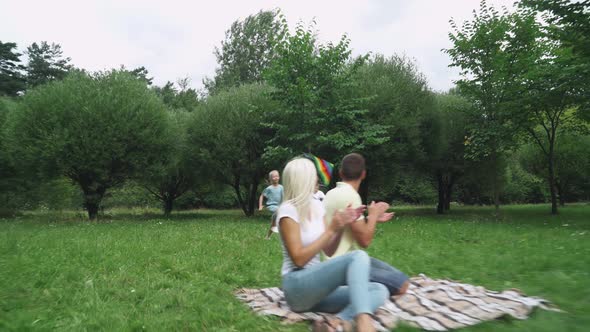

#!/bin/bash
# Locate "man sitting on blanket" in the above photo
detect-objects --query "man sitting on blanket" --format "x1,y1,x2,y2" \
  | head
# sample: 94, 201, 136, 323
323, 153, 410, 296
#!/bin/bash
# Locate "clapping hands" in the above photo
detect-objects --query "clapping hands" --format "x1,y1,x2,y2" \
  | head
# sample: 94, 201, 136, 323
330, 204, 366, 232
369, 201, 395, 223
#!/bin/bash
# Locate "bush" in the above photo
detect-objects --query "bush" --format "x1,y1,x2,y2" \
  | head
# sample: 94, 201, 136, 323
199, 186, 239, 209
502, 159, 547, 204
174, 191, 200, 210
395, 175, 437, 204
101, 182, 159, 209
370, 171, 437, 205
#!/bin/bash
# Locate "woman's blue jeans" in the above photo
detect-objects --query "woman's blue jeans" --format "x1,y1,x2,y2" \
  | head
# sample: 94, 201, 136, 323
281, 250, 389, 321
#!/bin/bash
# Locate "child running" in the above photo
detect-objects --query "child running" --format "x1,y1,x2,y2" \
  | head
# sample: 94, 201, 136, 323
259, 170, 284, 239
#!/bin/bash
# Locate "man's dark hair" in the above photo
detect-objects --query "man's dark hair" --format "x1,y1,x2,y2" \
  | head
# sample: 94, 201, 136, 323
340, 153, 365, 181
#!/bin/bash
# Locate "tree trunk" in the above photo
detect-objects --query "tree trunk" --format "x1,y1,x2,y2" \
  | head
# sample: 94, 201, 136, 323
556, 182, 565, 207
548, 147, 558, 215
444, 180, 453, 211
491, 153, 500, 216
86, 201, 99, 220
437, 173, 455, 214
234, 185, 248, 216
493, 188, 500, 214
231, 172, 249, 216
246, 176, 259, 217
437, 173, 444, 214
163, 196, 174, 216
82, 186, 105, 221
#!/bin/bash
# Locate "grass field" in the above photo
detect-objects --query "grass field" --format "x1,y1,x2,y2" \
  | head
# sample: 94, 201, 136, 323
1, 204, 589, 331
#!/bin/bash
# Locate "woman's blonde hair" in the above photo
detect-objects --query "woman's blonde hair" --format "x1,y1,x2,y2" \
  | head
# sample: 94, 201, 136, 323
281, 158, 317, 223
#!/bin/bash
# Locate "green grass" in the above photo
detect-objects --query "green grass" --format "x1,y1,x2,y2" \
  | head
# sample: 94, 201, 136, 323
1, 204, 589, 331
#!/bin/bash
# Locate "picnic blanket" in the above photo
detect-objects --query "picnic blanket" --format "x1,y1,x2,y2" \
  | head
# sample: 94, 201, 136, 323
234, 274, 559, 331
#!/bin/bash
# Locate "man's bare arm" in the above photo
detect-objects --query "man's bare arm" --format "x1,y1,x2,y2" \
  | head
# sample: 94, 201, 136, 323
350, 201, 390, 248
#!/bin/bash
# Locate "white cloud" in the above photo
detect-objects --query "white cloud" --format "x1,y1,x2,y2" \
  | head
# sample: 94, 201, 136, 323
0, 0, 515, 92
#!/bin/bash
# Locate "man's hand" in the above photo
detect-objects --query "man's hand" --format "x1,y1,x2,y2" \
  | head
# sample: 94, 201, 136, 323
368, 201, 388, 216
377, 212, 395, 223
368, 201, 394, 223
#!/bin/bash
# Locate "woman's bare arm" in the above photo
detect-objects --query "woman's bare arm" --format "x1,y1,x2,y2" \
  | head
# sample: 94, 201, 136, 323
280, 208, 359, 267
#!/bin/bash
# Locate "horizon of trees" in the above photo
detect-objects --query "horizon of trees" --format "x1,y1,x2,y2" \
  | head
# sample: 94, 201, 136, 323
1, 0, 589, 219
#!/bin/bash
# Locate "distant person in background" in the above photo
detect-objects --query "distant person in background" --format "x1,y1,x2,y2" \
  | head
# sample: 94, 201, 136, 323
259, 170, 283, 239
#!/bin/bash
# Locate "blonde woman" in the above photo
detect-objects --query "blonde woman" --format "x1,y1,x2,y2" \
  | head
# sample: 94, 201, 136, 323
277, 158, 389, 332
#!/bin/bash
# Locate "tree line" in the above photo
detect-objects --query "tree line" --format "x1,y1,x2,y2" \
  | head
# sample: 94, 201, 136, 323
1, 0, 588, 219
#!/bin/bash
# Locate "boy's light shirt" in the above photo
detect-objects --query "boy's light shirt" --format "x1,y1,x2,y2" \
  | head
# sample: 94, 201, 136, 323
262, 184, 283, 209
321, 182, 362, 260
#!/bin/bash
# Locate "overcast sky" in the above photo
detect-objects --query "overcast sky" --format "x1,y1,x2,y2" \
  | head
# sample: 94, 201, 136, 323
1, 0, 516, 92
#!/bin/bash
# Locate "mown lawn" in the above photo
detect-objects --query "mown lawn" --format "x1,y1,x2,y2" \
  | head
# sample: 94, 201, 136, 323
1, 204, 589, 331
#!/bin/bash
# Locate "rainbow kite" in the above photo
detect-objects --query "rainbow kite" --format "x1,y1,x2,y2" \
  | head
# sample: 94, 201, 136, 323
304, 153, 334, 186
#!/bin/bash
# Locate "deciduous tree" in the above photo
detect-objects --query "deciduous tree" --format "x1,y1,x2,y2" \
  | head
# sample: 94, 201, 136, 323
6, 70, 170, 219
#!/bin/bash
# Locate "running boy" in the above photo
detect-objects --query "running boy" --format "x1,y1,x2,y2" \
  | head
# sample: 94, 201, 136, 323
259, 170, 284, 239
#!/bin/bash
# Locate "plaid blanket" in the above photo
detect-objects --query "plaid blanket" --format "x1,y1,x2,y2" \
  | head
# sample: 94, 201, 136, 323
234, 274, 559, 331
